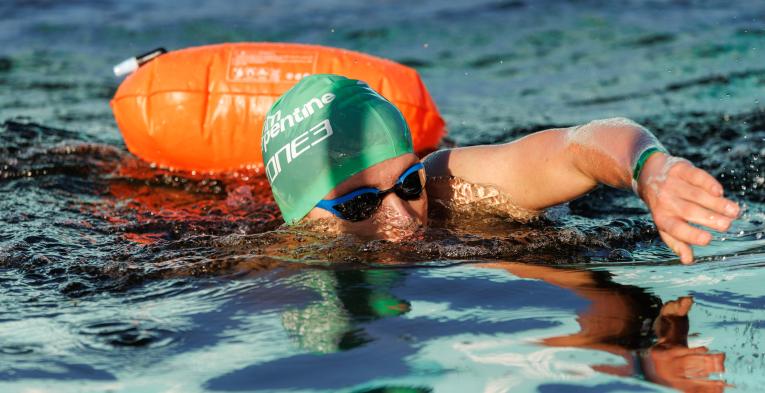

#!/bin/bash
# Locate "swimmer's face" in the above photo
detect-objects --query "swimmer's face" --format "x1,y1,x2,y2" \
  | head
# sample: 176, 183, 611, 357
304, 153, 428, 241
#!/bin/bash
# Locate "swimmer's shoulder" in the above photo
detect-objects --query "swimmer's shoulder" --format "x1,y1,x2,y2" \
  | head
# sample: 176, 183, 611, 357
422, 148, 452, 179
422, 146, 497, 182
422, 145, 502, 181
422, 149, 453, 202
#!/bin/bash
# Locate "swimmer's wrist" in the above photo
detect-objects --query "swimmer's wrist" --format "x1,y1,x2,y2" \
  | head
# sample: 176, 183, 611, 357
632, 147, 666, 181
631, 145, 669, 196
633, 151, 670, 197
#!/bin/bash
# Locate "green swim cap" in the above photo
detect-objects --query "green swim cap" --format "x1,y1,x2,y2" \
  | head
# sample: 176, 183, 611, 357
262, 74, 414, 224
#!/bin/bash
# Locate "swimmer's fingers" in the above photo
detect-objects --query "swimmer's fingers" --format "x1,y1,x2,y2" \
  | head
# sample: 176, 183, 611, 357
679, 351, 726, 376
658, 229, 694, 264
677, 181, 740, 219
657, 215, 712, 246
676, 200, 734, 232
673, 161, 724, 197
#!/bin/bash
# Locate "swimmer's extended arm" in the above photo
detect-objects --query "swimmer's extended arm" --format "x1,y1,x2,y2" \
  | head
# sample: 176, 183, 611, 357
423, 117, 740, 263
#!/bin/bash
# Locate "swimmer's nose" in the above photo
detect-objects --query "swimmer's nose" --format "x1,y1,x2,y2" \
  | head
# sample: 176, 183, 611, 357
380, 193, 419, 225
374, 194, 423, 242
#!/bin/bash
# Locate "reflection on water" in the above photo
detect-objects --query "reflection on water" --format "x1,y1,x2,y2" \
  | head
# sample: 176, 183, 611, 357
255, 263, 726, 392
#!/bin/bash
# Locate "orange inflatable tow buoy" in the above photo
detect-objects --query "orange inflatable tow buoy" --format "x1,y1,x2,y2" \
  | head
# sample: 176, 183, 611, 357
110, 43, 446, 173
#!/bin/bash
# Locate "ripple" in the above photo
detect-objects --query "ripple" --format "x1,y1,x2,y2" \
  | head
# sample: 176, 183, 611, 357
78, 320, 177, 351
0, 344, 38, 355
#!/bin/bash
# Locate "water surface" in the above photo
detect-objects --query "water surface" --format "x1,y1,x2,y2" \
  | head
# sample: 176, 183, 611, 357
1, 0, 764, 391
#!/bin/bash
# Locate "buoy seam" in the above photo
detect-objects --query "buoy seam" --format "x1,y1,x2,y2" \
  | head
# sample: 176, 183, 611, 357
112, 91, 432, 111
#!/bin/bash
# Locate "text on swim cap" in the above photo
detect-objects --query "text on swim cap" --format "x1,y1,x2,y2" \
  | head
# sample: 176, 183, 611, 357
262, 93, 335, 153
265, 119, 334, 183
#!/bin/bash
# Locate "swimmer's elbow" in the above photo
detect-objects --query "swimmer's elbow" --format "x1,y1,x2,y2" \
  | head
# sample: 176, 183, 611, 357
566, 117, 652, 146
583, 117, 644, 132
602, 116, 640, 126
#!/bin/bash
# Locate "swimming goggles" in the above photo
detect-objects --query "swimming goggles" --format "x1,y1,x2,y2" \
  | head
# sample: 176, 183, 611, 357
316, 162, 425, 222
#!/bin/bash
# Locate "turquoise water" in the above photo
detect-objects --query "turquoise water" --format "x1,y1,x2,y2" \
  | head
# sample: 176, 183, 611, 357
1, 0, 764, 392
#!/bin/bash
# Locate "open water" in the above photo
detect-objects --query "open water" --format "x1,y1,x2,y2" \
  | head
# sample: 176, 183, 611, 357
1, 0, 764, 392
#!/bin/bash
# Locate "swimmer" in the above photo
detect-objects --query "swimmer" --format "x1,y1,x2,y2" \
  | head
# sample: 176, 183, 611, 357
262, 74, 740, 264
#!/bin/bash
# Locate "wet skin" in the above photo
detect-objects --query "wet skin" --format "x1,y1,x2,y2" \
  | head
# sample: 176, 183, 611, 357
303, 118, 740, 264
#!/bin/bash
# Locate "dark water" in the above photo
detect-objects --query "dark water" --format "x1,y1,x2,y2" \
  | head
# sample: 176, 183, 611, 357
1, 0, 764, 392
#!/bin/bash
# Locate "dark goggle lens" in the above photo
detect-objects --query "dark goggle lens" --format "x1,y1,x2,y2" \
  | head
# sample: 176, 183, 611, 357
395, 170, 424, 200
333, 192, 383, 222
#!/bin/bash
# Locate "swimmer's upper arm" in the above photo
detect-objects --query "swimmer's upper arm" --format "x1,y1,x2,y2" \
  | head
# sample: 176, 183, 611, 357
423, 128, 597, 210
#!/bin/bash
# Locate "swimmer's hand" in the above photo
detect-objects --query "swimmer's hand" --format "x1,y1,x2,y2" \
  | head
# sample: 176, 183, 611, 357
637, 153, 740, 264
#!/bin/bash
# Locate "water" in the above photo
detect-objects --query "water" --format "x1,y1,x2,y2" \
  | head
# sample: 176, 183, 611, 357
1, 0, 764, 391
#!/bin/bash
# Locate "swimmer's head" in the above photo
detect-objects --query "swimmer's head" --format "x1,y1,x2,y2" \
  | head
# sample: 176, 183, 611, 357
262, 74, 427, 239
